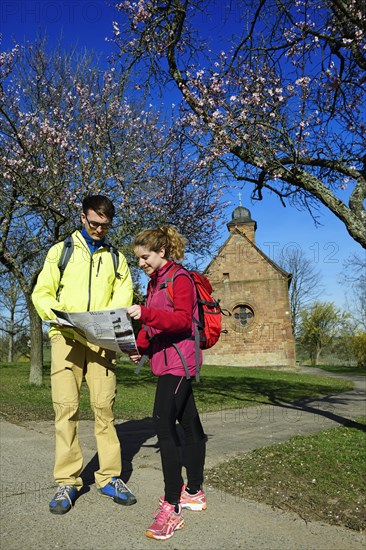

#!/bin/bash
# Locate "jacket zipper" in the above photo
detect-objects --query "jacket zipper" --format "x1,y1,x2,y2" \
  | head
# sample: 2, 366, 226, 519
87, 255, 93, 311
75, 234, 94, 312
96, 256, 102, 277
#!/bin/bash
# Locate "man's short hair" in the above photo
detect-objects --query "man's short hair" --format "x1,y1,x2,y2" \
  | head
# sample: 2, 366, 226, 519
82, 195, 115, 220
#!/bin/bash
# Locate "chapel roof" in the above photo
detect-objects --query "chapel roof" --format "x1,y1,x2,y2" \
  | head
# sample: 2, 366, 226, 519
227, 205, 257, 230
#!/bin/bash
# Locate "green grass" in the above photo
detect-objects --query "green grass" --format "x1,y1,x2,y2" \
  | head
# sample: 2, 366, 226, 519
0, 359, 354, 423
205, 417, 366, 532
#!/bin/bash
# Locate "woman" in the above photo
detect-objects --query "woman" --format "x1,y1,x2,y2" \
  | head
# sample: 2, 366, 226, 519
127, 226, 207, 541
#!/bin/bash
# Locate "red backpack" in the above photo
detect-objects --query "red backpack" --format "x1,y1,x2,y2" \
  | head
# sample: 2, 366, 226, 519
164, 264, 222, 350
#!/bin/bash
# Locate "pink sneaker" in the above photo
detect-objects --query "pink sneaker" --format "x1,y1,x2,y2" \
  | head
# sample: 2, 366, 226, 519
180, 487, 207, 511
146, 501, 184, 540
159, 486, 207, 511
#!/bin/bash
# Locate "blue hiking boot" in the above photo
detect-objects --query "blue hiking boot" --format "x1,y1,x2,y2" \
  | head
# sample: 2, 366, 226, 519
97, 477, 137, 506
49, 485, 78, 515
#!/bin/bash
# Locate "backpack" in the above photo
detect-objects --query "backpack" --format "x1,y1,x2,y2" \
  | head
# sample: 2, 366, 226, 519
163, 264, 223, 351
58, 235, 119, 280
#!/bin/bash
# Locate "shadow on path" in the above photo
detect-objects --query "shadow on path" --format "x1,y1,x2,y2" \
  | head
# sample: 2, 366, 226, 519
275, 393, 366, 432
80, 417, 158, 488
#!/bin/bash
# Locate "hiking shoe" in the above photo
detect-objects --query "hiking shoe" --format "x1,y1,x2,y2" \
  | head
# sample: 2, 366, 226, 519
97, 477, 137, 506
159, 485, 207, 511
49, 485, 78, 515
146, 501, 184, 540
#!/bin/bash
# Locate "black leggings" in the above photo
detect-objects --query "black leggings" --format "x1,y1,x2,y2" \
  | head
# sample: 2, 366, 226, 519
153, 374, 206, 505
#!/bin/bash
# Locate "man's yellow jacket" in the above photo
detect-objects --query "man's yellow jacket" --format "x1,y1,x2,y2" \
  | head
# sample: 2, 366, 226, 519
32, 230, 133, 338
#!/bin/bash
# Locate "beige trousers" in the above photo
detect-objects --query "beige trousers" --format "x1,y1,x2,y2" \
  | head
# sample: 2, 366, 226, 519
50, 334, 121, 489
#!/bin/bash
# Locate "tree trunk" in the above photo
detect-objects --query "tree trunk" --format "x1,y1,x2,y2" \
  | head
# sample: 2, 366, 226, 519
310, 342, 322, 366
28, 298, 43, 386
314, 344, 322, 366
7, 318, 14, 362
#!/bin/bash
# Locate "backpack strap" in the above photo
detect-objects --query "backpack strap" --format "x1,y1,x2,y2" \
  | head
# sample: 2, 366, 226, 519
159, 264, 184, 304
58, 235, 74, 279
112, 248, 119, 276
104, 240, 120, 278
160, 264, 196, 305
172, 344, 191, 380
193, 324, 201, 383
134, 354, 149, 374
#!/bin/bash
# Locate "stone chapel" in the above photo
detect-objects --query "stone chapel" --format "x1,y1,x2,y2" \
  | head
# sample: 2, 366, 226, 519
203, 205, 296, 369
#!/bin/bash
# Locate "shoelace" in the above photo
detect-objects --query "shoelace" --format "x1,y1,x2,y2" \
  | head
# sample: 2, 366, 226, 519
111, 478, 130, 493
153, 503, 177, 526
53, 485, 73, 504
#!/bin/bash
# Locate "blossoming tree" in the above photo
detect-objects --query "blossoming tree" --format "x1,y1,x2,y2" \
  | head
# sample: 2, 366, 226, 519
0, 40, 226, 384
113, 0, 366, 248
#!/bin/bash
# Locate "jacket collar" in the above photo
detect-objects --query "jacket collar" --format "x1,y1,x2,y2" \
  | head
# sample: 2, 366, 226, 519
149, 260, 175, 284
81, 227, 106, 254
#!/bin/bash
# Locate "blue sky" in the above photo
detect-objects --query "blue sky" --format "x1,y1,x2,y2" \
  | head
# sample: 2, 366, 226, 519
1, 0, 364, 309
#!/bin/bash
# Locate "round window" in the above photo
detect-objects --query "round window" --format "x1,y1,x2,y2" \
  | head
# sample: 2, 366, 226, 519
232, 305, 254, 327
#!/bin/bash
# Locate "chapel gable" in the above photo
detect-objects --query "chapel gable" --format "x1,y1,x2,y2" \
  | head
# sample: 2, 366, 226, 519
203, 206, 296, 369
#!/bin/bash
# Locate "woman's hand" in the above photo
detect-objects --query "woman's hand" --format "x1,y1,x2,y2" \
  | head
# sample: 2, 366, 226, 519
127, 305, 142, 320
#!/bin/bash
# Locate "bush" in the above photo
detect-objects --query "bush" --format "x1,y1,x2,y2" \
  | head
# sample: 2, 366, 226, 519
350, 331, 366, 367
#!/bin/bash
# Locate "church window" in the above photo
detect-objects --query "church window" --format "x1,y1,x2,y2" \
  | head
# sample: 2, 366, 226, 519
233, 305, 254, 327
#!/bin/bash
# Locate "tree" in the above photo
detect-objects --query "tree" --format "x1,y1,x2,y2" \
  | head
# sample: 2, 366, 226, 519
349, 330, 366, 367
276, 246, 323, 334
340, 252, 366, 330
0, 272, 28, 361
298, 301, 347, 365
114, 0, 366, 248
0, 39, 227, 384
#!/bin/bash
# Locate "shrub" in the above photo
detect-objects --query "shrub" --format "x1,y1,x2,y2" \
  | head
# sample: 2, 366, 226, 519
350, 331, 366, 367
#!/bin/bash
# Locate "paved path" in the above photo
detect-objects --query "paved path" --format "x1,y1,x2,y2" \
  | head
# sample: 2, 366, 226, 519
1, 368, 365, 549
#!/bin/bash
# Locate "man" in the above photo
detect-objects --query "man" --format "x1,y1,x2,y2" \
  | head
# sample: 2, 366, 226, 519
32, 195, 136, 514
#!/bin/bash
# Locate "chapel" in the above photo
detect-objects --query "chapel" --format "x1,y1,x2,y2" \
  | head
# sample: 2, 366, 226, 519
203, 205, 296, 368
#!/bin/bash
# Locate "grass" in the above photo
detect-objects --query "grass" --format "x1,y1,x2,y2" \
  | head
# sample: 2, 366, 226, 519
1, 359, 364, 532
205, 416, 366, 533
0, 359, 355, 423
